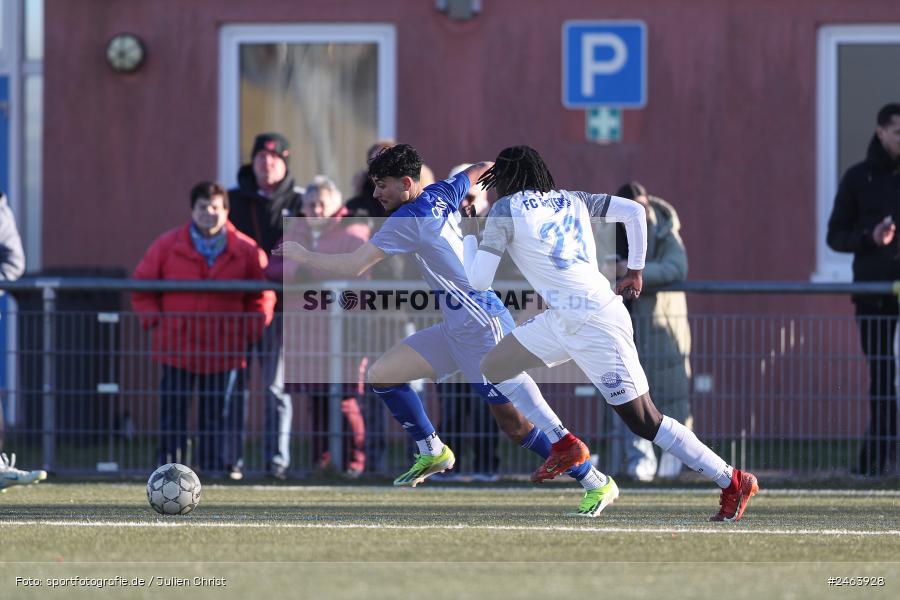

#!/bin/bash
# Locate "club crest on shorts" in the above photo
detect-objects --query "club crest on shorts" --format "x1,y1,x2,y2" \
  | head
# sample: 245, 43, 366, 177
601, 371, 622, 389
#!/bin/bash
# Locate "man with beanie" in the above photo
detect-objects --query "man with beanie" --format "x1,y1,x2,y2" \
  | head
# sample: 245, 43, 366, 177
827, 103, 900, 477
228, 133, 304, 480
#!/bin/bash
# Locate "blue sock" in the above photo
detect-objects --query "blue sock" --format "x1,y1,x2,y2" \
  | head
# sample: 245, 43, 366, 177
373, 384, 435, 441
519, 426, 591, 481
567, 460, 592, 481
520, 426, 551, 458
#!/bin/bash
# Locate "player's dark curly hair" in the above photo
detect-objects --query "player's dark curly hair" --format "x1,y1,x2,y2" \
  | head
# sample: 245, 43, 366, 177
478, 145, 556, 198
367, 143, 423, 181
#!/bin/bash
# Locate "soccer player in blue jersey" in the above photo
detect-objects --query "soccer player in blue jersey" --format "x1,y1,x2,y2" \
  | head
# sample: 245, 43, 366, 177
274, 144, 618, 516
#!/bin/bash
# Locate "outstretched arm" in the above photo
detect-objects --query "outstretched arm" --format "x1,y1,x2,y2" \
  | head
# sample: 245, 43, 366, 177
597, 195, 647, 271
272, 240, 387, 278
604, 196, 646, 301
462, 198, 512, 291
463, 236, 502, 291
576, 192, 648, 270
576, 192, 647, 300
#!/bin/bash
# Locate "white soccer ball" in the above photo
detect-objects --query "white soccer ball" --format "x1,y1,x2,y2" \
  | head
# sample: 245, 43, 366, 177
146, 463, 202, 515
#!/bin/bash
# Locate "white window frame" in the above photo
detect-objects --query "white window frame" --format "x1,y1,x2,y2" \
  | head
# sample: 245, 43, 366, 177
217, 23, 397, 188
814, 25, 900, 282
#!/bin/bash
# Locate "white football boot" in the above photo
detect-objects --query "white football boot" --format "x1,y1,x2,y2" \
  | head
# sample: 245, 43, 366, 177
0, 452, 47, 492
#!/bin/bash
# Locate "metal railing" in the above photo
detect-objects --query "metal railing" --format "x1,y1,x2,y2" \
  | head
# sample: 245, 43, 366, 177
0, 277, 896, 480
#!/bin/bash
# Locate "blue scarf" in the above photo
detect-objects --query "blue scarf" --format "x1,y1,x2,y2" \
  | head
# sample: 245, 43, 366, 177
189, 224, 227, 267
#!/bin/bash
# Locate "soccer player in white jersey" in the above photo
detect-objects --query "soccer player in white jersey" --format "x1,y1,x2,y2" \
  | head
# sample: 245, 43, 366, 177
463, 145, 758, 522
275, 144, 617, 516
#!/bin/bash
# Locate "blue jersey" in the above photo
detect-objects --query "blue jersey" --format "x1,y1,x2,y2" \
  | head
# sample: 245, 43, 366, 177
370, 172, 508, 332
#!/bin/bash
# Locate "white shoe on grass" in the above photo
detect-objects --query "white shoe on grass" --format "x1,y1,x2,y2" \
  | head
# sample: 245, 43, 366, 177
0, 452, 47, 492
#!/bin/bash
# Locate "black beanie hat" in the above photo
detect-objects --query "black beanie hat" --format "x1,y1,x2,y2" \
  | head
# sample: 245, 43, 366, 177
251, 133, 290, 163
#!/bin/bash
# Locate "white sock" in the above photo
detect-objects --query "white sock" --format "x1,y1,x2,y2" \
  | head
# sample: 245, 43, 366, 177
718, 464, 735, 488
416, 433, 444, 457
496, 374, 569, 443
653, 416, 732, 488
578, 466, 608, 491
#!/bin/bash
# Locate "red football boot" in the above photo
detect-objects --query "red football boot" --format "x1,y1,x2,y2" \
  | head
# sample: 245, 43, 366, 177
710, 469, 759, 522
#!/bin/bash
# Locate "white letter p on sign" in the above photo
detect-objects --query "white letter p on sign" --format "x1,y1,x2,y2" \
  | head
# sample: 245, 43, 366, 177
581, 33, 627, 96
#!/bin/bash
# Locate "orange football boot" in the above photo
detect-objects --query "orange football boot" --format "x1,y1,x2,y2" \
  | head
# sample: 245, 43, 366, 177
531, 434, 590, 483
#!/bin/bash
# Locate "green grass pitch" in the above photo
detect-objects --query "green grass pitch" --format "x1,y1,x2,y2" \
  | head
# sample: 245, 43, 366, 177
1, 482, 898, 599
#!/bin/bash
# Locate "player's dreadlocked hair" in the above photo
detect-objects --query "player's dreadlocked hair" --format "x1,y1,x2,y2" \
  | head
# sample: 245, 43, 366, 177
367, 143, 423, 181
478, 145, 556, 198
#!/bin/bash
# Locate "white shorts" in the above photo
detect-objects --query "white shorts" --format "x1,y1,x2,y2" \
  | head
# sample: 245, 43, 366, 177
511, 300, 649, 405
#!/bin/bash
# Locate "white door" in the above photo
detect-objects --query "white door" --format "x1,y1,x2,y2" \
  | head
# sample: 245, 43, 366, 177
219, 24, 396, 196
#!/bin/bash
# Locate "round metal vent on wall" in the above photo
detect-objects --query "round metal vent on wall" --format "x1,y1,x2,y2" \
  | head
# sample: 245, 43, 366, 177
105, 33, 146, 73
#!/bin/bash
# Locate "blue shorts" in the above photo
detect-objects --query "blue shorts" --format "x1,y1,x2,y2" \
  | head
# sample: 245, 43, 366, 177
403, 312, 514, 404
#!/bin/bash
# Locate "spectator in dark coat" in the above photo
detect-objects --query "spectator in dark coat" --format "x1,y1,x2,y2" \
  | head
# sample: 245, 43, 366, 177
228, 133, 304, 480
827, 102, 900, 476
228, 133, 305, 254
613, 181, 692, 481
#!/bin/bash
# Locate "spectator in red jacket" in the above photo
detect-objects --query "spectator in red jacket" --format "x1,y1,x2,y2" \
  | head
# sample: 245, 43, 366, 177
133, 181, 275, 476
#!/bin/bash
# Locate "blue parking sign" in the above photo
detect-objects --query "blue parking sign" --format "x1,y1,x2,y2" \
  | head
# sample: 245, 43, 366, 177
562, 21, 647, 108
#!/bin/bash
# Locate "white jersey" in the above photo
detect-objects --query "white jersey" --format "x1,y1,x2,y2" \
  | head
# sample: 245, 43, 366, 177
476, 189, 647, 320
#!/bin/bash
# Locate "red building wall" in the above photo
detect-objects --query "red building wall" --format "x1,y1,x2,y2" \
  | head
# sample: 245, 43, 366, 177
42, 0, 900, 289
39, 1, 900, 450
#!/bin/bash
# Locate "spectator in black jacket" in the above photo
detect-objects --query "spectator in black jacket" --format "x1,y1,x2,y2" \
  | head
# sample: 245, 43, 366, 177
827, 102, 900, 476
229, 133, 305, 254
227, 133, 304, 480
